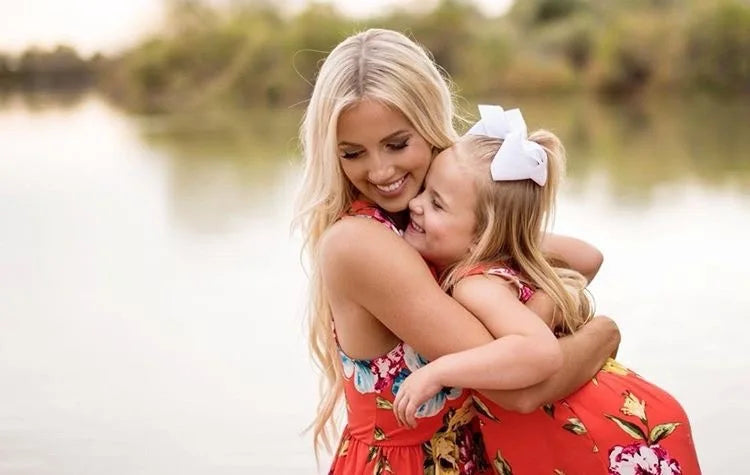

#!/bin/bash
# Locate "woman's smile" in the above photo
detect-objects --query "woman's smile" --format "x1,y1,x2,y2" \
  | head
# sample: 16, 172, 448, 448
373, 174, 408, 196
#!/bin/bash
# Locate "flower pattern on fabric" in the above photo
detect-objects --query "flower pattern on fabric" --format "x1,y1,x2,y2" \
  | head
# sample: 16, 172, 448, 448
605, 391, 683, 474
423, 397, 490, 475
340, 349, 379, 393
608, 443, 681, 475
340, 342, 463, 418
392, 344, 463, 418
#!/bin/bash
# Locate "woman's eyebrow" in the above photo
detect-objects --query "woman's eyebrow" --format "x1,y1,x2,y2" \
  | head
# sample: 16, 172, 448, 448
379, 129, 410, 143
338, 129, 410, 147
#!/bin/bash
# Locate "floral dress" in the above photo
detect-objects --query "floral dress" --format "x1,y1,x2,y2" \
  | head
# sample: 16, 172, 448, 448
328, 200, 491, 475
463, 264, 702, 475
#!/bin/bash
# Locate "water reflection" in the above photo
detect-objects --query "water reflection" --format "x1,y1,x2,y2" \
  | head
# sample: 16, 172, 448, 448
1, 91, 748, 474
136, 107, 302, 234
485, 94, 750, 201
0, 89, 90, 111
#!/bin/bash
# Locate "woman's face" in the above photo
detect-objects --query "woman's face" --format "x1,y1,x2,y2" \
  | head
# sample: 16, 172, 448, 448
404, 148, 478, 269
337, 99, 433, 213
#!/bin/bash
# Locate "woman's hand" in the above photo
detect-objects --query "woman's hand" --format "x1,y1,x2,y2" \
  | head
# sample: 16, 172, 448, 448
393, 365, 442, 428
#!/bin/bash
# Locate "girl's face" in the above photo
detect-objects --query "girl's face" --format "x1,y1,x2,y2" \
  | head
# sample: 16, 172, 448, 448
337, 100, 433, 213
404, 148, 478, 269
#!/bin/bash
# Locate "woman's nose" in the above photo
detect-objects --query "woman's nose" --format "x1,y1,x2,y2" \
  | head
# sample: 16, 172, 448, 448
367, 152, 396, 184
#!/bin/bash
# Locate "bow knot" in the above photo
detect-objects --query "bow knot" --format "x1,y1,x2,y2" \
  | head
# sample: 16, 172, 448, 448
466, 105, 547, 186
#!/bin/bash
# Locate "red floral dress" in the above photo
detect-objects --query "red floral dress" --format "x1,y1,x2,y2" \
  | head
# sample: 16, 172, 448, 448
328, 201, 491, 475
463, 264, 702, 475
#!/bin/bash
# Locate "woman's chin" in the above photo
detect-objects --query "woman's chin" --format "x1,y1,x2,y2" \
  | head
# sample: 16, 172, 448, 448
373, 194, 416, 213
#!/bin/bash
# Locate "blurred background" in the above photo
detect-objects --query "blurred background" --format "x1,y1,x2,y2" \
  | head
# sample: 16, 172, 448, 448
1, 0, 748, 473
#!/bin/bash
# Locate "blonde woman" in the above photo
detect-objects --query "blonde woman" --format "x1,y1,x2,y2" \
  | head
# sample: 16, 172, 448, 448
392, 105, 701, 474
295, 29, 619, 474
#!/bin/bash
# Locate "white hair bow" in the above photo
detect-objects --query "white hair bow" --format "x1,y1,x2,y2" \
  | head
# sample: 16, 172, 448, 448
466, 104, 548, 186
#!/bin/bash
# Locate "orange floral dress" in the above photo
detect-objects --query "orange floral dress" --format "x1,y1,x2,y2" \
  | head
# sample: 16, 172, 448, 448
328, 201, 492, 475
463, 264, 702, 475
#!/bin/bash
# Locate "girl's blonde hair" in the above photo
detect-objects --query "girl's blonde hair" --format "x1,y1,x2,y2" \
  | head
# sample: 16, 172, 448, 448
292, 28, 460, 455
441, 132, 593, 335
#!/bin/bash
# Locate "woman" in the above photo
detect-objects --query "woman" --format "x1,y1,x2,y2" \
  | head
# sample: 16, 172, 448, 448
294, 29, 620, 474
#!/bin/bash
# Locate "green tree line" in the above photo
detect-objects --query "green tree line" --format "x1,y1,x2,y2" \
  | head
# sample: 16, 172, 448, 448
2, 0, 748, 111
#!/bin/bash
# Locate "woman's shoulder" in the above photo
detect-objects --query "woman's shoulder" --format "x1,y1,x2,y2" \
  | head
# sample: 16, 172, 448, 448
345, 199, 402, 235
319, 215, 412, 280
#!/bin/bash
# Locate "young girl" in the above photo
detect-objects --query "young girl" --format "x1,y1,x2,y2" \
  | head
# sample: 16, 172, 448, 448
394, 105, 702, 474
296, 28, 621, 474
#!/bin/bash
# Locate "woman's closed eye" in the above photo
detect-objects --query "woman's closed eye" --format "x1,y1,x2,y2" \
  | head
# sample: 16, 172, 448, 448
431, 198, 443, 210
340, 149, 363, 160
386, 139, 409, 151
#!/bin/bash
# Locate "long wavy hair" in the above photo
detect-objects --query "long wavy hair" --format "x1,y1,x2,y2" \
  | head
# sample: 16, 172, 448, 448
441, 133, 594, 334
292, 28, 460, 455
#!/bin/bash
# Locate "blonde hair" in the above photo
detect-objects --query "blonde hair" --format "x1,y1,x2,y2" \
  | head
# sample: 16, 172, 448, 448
441, 132, 593, 335
292, 28, 459, 455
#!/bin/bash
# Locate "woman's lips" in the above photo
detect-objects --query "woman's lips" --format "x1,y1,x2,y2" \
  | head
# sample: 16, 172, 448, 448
373, 174, 407, 196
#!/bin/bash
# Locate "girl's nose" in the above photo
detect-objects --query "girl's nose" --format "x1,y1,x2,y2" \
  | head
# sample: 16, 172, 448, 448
409, 194, 424, 215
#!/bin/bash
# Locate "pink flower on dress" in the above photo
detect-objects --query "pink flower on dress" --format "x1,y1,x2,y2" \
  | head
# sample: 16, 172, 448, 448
370, 344, 405, 392
608, 443, 681, 475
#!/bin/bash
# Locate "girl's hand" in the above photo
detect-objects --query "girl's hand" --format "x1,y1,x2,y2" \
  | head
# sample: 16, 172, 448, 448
392, 366, 442, 428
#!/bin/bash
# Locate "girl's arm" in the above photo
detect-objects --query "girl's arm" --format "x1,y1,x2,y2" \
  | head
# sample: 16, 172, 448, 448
541, 233, 603, 282
392, 275, 563, 427
480, 316, 620, 413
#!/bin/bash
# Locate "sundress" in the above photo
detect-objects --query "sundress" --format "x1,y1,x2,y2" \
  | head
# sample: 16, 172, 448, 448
462, 264, 702, 475
328, 200, 491, 475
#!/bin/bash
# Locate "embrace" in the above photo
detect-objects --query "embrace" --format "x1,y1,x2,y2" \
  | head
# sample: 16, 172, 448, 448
294, 29, 701, 475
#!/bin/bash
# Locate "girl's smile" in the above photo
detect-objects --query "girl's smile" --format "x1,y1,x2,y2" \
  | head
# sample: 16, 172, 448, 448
404, 148, 478, 270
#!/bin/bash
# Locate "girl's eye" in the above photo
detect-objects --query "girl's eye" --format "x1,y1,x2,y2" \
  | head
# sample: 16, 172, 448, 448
431, 199, 443, 210
341, 150, 362, 160
387, 140, 409, 151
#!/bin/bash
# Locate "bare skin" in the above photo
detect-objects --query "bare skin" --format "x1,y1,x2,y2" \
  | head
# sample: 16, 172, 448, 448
321, 217, 619, 412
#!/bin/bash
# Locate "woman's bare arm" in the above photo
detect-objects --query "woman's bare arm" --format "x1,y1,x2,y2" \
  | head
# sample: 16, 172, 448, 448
321, 217, 494, 361
480, 316, 620, 413
541, 233, 603, 282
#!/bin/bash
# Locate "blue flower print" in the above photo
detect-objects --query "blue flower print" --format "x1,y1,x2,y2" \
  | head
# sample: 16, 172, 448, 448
339, 350, 377, 393
392, 344, 464, 418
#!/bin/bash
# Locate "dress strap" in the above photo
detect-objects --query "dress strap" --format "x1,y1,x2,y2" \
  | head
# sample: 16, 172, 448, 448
346, 200, 402, 236
462, 263, 535, 303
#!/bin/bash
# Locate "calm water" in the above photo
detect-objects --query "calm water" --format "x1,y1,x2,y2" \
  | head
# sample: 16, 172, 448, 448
1, 92, 748, 474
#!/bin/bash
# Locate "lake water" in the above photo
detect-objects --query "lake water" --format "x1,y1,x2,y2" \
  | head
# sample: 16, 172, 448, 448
1, 91, 748, 474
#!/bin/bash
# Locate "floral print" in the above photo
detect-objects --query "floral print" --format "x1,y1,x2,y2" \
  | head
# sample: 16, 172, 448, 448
608, 443, 681, 475
339, 344, 404, 393
329, 201, 491, 475
339, 342, 462, 417
468, 262, 701, 474
605, 392, 684, 474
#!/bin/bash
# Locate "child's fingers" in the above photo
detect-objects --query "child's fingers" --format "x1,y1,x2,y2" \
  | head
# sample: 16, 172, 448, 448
405, 399, 418, 428
393, 391, 407, 427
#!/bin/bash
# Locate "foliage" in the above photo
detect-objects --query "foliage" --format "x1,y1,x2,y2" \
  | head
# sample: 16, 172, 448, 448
2, 0, 748, 110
